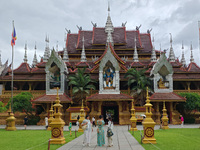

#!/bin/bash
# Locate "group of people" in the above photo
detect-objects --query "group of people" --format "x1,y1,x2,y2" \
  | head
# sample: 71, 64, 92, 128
81, 115, 114, 147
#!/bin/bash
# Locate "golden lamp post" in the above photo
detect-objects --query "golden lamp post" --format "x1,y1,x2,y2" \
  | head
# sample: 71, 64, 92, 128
50, 88, 66, 144
78, 99, 85, 132
5, 104, 16, 131
142, 87, 156, 144
130, 99, 137, 131
47, 102, 54, 131
161, 101, 169, 129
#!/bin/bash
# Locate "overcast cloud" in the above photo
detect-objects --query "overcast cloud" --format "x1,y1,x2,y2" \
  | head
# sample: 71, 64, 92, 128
0, 0, 200, 68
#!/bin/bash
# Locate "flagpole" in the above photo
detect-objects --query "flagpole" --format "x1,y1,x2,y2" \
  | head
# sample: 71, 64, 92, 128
11, 20, 14, 113
198, 21, 200, 65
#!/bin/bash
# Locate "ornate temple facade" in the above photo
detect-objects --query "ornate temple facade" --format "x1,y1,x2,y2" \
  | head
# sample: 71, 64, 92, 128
0, 6, 200, 125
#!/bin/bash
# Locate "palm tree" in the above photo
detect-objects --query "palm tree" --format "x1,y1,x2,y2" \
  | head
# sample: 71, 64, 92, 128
68, 68, 96, 104
124, 68, 152, 106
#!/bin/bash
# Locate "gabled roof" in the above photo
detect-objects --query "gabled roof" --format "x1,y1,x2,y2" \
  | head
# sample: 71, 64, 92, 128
32, 94, 72, 103
66, 106, 90, 112
187, 62, 200, 72
149, 92, 186, 102
36, 62, 46, 68
94, 43, 125, 65
75, 62, 90, 68
86, 92, 133, 101
13, 63, 31, 74
130, 61, 144, 68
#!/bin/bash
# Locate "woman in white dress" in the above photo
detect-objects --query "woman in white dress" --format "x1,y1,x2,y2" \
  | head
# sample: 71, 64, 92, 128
81, 115, 92, 146
107, 117, 114, 147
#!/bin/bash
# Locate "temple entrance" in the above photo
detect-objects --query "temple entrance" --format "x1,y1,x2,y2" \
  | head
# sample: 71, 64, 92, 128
102, 105, 119, 124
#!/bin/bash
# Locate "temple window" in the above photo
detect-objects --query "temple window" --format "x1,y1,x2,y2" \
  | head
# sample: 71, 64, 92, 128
49, 62, 61, 89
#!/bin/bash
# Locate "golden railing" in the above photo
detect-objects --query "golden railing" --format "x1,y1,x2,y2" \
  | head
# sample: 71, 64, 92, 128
0, 90, 46, 99
174, 90, 200, 94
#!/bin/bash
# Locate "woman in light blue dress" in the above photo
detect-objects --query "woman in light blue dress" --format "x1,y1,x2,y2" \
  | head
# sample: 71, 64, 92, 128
97, 115, 105, 146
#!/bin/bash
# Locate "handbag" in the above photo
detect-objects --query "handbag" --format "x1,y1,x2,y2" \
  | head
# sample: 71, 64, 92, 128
107, 127, 113, 137
82, 124, 87, 131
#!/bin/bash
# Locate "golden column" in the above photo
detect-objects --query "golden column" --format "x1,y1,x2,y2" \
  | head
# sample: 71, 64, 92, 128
161, 101, 169, 129
5, 104, 16, 131
78, 99, 85, 132
142, 87, 156, 144
130, 99, 137, 131
50, 88, 66, 144
47, 102, 54, 131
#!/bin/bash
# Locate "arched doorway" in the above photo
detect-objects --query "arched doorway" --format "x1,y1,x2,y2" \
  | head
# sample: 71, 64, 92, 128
101, 101, 119, 124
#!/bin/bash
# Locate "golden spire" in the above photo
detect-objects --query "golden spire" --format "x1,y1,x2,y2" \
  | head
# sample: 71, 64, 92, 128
56, 87, 60, 104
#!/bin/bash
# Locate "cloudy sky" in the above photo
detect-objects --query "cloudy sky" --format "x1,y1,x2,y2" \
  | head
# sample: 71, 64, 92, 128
0, 0, 200, 68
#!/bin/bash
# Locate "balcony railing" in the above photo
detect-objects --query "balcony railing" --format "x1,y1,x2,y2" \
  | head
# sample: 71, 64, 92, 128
0, 90, 46, 99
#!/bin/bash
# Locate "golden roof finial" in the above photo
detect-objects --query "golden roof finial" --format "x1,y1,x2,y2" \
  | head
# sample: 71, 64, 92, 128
163, 101, 166, 109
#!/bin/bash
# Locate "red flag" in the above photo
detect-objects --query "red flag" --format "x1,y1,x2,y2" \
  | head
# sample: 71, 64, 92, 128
11, 24, 17, 46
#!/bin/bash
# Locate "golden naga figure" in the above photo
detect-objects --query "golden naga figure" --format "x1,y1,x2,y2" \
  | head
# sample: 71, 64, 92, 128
158, 78, 166, 89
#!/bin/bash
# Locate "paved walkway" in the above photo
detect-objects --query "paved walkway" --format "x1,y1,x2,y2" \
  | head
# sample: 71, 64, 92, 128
57, 126, 144, 150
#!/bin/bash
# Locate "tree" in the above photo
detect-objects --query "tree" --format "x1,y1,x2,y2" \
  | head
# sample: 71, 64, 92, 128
124, 68, 152, 106
6, 92, 34, 116
68, 68, 96, 104
177, 92, 200, 115
0, 101, 7, 112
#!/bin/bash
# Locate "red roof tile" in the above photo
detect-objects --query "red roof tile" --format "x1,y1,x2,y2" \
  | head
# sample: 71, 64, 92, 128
36, 62, 46, 68
149, 92, 186, 102
31, 67, 46, 74
66, 34, 79, 54
187, 62, 200, 72
130, 61, 144, 68
32, 94, 71, 103
86, 92, 133, 101
140, 33, 152, 51
75, 62, 90, 68
66, 106, 90, 112
13, 63, 31, 74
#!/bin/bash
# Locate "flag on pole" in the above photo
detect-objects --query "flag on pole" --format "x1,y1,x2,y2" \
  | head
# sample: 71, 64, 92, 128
11, 23, 17, 46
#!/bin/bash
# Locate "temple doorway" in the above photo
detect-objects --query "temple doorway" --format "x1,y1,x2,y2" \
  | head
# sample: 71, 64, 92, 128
102, 105, 119, 124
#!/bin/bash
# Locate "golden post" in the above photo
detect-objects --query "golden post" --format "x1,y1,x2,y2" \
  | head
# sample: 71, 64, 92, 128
47, 101, 54, 131
161, 101, 169, 129
5, 103, 16, 131
78, 99, 85, 132
142, 87, 156, 144
50, 88, 66, 144
130, 99, 137, 131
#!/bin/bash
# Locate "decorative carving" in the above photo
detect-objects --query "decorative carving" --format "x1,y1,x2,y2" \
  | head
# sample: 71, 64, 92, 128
145, 127, 154, 137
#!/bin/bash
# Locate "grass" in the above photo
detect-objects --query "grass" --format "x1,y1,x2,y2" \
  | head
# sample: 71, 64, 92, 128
0, 129, 83, 150
130, 128, 200, 150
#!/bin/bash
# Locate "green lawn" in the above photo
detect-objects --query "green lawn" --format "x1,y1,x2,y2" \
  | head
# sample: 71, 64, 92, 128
130, 128, 200, 150
0, 129, 83, 150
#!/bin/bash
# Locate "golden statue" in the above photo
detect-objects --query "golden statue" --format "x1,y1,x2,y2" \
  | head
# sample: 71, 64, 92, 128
158, 78, 166, 89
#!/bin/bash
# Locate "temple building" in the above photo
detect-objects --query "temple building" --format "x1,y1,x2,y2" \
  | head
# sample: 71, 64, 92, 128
1, 6, 200, 125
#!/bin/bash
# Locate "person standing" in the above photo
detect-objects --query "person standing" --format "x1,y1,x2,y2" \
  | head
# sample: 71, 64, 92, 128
76, 115, 80, 126
180, 115, 184, 128
92, 116, 96, 127
81, 115, 92, 146
97, 115, 105, 147
45, 116, 48, 129
24, 116, 28, 130
107, 117, 114, 147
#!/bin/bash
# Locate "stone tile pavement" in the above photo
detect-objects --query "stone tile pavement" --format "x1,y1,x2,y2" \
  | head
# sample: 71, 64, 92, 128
57, 125, 145, 150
